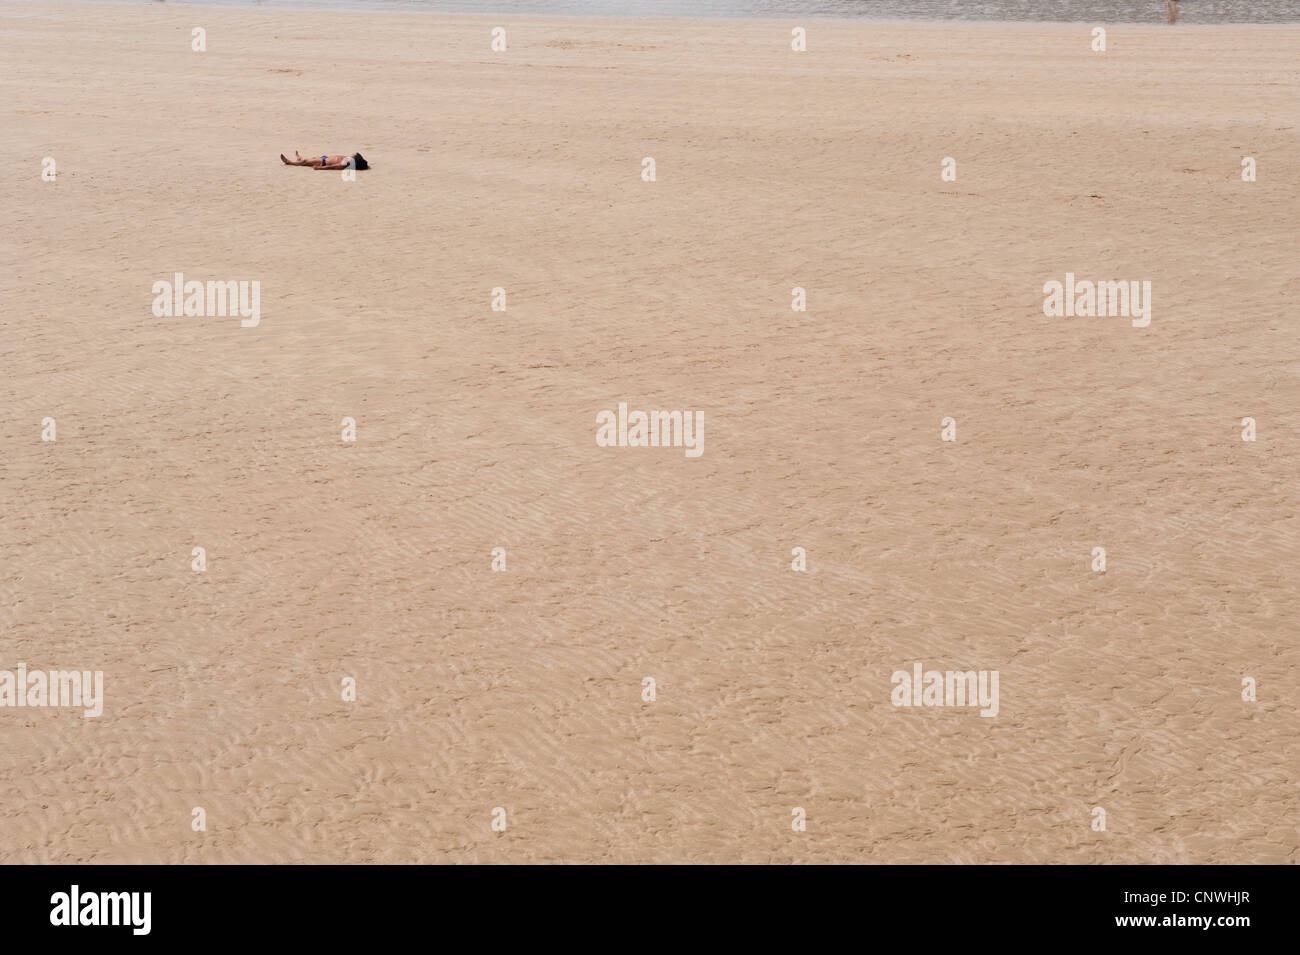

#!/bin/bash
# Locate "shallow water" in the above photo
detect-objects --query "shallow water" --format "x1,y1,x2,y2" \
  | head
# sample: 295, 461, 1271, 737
50, 0, 1300, 25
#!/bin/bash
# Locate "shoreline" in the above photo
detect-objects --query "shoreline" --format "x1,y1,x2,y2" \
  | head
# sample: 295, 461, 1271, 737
9, 0, 1300, 28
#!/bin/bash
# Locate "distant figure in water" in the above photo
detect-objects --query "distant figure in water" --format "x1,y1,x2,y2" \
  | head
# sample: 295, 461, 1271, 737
1167, 0, 1179, 23
280, 150, 369, 170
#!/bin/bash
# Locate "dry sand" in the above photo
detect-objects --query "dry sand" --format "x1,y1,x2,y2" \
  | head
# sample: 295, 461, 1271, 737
2, 2, 1298, 864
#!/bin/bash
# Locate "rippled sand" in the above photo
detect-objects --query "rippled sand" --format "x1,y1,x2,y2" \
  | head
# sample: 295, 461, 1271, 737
2, 3, 1297, 863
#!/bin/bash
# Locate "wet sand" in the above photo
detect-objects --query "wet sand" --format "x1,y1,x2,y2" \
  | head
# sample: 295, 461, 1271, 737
2, 3, 1297, 863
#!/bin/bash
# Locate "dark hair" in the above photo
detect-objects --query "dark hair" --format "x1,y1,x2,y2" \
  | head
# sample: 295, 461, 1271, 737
351, 152, 369, 171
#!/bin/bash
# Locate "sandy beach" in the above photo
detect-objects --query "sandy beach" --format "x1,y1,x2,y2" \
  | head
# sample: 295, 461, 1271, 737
2, 2, 1297, 864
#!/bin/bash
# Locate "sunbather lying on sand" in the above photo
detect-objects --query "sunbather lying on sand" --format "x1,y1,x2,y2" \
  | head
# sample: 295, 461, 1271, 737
280, 150, 369, 170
